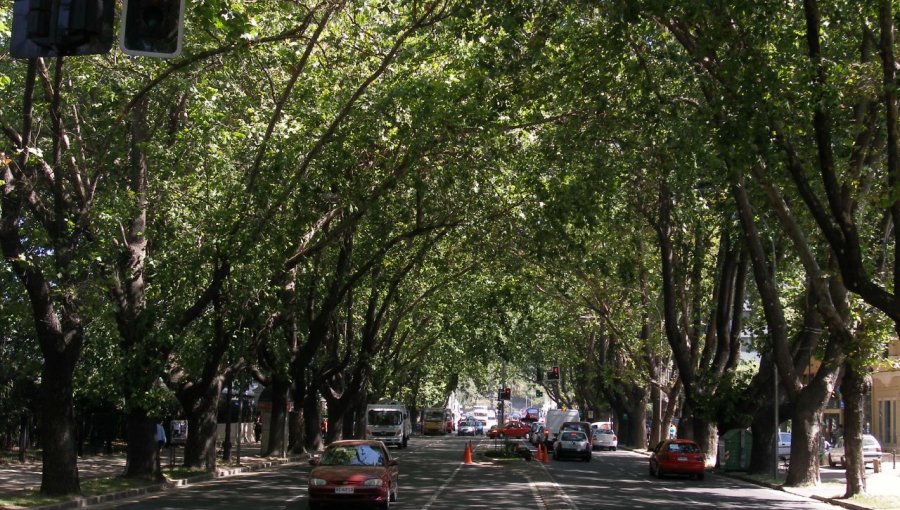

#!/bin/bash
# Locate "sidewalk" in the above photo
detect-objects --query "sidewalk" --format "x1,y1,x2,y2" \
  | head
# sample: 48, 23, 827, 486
626, 445, 900, 510
0, 443, 304, 510
754, 459, 900, 510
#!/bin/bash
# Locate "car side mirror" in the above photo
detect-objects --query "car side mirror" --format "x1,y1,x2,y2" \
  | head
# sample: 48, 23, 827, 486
309, 456, 321, 466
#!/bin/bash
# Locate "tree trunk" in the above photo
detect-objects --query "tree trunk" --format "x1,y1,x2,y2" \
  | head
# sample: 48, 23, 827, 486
842, 363, 868, 497
748, 395, 780, 475
123, 411, 162, 481
693, 416, 718, 468
624, 397, 648, 449
182, 384, 221, 470
649, 382, 662, 449
746, 350, 786, 476
785, 401, 824, 486
262, 381, 289, 457
353, 396, 368, 439
38, 358, 81, 495
303, 390, 323, 453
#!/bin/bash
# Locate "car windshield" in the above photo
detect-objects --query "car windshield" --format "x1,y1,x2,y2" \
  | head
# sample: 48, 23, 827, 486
321, 445, 386, 466
598, 429, 614, 435
368, 410, 402, 426
561, 431, 585, 441
667, 442, 700, 453
863, 436, 879, 447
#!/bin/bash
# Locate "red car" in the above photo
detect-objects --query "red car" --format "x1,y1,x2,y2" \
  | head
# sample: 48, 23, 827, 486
649, 439, 706, 480
308, 440, 399, 510
489, 420, 531, 439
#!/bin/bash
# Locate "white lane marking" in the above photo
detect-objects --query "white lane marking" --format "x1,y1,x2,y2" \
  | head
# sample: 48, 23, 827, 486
537, 461, 579, 510
524, 474, 548, 510
419, 461, 464, 510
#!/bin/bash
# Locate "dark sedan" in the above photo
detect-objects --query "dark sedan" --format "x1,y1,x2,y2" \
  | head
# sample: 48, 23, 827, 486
308, 440, 398, 510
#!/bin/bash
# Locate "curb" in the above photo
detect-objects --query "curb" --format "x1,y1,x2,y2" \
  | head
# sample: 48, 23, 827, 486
14, 455, 305, 510
722, 473, 872, 510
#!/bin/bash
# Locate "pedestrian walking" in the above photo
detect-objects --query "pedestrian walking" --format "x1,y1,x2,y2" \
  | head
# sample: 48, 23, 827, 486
155, 422, 167, 449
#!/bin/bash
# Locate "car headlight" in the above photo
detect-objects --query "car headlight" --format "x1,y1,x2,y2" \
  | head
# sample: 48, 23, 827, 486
363, 478, 385, 487
309, 478, 327, 486
396, 429, 403, 436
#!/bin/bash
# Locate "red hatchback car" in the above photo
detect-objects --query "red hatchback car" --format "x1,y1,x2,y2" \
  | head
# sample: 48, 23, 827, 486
308, 440, 399, 510
649, 439, 706, 480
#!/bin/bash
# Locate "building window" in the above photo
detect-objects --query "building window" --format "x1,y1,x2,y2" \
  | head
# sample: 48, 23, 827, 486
878, 399, 896, 446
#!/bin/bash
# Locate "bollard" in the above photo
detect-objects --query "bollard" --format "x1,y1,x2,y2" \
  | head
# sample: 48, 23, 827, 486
873, 458, 882, 473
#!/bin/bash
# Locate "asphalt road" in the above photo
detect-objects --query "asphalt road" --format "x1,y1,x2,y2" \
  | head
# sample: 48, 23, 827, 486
95, 436, 837, 510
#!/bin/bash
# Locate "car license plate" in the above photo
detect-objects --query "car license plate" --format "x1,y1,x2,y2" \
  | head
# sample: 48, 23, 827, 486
335, 487, 354, 494
677, 456, 688, 461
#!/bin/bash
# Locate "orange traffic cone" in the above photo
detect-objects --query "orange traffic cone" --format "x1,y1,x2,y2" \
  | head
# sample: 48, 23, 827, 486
464, 441, 473, 464
541, 443, 549, 464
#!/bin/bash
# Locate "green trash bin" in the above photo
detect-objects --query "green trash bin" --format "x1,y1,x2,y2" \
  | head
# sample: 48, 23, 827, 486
718, 429, 752, 471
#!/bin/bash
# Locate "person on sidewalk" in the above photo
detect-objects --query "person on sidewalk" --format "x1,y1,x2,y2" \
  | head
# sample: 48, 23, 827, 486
155, 422, 167, 450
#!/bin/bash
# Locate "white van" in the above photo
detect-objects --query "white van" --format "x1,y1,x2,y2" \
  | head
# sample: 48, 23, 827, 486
543, 408, 580, 446
366, 400, 412, 448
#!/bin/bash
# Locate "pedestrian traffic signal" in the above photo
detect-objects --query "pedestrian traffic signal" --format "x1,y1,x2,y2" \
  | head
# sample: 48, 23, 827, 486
11, 0, 115, 58
500, 387, 511, 400
547, 366, 560, 380
120, 0, 185, 57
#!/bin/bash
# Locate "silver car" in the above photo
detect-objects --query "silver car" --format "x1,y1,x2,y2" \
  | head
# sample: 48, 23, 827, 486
553, 430, 591, 461
827, 434, 883, 467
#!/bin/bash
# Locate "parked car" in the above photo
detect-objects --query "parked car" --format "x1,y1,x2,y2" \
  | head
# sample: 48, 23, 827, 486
490, 421, 531, 439
553, 430, 592, 461
560, 421, 593, 445
458, 419, 477, 436
530, 424, 545, 446
486, 425, 501, 439
827, 434, 883, 468
592, 427, 618, 451
777, 431, 791, 462
308, 439, 398, 510
649, 439, 706, 480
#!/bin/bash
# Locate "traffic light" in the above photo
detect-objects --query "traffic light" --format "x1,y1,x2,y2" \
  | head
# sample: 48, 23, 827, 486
11, 0, 115, 58
120, 0, 185, 58
500, 387, 511, 400
547, 366, 560, 380
535, 390, 543, 397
